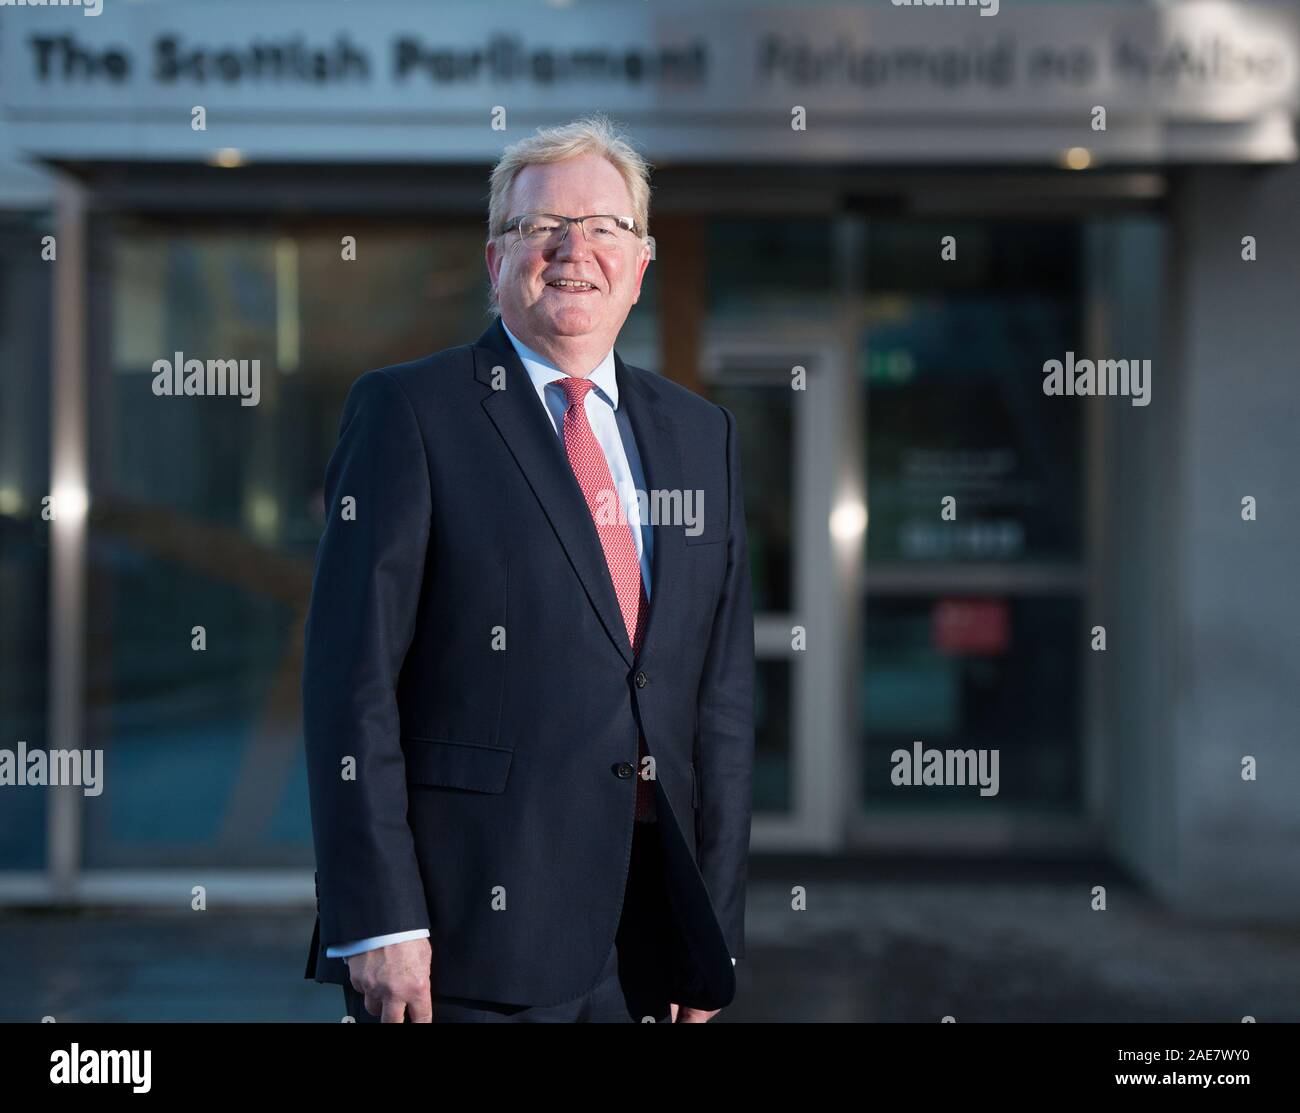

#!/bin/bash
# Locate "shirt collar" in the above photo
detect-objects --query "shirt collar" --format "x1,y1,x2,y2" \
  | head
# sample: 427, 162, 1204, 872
501, 319, 619, 410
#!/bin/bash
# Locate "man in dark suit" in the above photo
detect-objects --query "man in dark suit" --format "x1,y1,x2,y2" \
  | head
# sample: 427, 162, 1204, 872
302, 115, 755, 1022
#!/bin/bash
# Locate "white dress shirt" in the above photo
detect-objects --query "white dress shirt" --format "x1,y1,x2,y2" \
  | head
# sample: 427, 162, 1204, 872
325, 323, 734, 969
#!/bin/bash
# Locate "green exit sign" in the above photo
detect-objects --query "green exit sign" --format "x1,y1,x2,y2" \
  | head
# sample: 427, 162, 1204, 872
866, 349, 916, 384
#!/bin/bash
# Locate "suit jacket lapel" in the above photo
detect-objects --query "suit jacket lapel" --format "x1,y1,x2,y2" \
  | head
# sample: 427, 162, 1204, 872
616, 350, 686, 667
473, 317, 635, 667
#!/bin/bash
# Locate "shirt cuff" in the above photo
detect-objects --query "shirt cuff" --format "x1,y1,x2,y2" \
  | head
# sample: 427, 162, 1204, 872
325, 928, 431, 960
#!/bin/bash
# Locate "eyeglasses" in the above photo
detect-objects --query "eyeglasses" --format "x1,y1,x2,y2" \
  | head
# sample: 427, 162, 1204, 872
501, 212, 640, 250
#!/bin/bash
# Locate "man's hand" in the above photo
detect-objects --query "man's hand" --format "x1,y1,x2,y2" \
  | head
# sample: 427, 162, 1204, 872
347, 937, 433, 1023
670, 1003, 721, 1023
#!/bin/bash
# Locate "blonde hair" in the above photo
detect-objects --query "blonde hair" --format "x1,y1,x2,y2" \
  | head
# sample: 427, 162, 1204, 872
485, 114, 652, 314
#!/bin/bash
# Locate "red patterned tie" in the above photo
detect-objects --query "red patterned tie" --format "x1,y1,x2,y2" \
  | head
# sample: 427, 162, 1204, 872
555, 375, 657, 823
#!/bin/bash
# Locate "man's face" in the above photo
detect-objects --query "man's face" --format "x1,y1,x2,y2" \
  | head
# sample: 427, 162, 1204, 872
486, 153, 651, 346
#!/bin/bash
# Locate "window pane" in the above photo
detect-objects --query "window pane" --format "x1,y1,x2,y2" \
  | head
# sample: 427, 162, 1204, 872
861, 596, 1083, 811
0, 214, 52, 870
862, 221, 1085, 565
707, 217, 836, 326
754, 658, 793, 814
83, 219, 489, 868
706, 378, 793, 614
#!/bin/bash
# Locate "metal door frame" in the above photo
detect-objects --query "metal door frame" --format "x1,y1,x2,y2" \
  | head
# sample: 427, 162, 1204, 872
699, 331, 848, 852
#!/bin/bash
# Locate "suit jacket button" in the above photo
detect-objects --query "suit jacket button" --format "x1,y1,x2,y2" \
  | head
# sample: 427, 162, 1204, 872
635, 671, 648, 688
614, 762, 635, 779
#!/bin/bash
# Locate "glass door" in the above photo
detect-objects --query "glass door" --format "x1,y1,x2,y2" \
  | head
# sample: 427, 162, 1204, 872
848, 215, 1161, 851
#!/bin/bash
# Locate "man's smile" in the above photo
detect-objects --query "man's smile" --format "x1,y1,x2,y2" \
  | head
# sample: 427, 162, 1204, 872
544, 277, 599, 293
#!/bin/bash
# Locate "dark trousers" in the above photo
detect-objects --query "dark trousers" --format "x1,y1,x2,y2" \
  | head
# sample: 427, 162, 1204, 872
342, 819, 682, 1023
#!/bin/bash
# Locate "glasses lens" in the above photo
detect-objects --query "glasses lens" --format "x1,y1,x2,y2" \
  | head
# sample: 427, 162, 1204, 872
583, 216, 623, 240
518, 215, 562, 245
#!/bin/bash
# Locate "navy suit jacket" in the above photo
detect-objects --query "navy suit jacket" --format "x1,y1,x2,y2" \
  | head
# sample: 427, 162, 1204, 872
302, 316, 755, 1010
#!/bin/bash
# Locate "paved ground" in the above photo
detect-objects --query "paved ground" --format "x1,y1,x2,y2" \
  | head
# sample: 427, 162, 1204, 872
3, 857, 1298, 1022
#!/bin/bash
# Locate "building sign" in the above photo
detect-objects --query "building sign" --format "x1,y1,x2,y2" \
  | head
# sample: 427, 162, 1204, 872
1, 2, 1296, 164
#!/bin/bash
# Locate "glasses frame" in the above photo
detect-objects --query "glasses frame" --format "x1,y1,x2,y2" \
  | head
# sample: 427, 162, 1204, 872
501, 212, 642, 250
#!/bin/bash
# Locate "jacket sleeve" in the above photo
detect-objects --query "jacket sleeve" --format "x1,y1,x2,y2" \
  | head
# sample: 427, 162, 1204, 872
303, 369, 432, 947
694, 404, 756, 961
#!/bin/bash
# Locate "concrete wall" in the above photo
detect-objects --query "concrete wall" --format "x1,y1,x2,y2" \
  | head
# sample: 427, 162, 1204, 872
1105, 162, 1300, 920
1091, 216, 1180, 902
